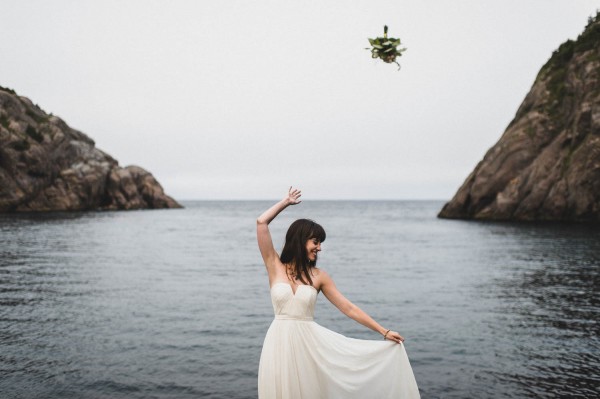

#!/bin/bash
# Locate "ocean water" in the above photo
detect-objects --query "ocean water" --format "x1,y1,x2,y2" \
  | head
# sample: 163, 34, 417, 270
0, 201, 599, 399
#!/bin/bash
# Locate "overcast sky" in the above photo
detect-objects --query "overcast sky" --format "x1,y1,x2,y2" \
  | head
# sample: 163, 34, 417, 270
1, 1, 598, 200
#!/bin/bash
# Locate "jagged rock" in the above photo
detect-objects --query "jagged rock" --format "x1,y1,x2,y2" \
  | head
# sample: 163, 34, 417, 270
0, 86, 182, 212
439, 13, 600, 222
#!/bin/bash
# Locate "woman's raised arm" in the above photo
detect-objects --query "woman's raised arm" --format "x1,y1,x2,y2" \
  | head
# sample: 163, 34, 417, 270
256, 187, 302, 271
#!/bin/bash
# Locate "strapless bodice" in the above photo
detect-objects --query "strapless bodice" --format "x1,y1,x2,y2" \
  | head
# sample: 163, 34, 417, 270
270, 282, 318, 321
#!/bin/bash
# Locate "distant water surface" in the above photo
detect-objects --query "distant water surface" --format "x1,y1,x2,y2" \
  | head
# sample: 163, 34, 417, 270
0, 201, 599, 398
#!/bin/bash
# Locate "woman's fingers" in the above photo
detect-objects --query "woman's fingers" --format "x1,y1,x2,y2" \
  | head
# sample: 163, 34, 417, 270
387, 331, 404, 344
288, 188, 301, 198
286, 187, 302, 204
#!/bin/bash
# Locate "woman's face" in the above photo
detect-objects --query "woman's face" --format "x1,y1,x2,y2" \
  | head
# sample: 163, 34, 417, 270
305, 238, 321, 262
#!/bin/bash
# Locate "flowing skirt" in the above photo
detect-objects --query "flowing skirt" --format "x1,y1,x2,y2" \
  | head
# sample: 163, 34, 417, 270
258, 319, 420, 399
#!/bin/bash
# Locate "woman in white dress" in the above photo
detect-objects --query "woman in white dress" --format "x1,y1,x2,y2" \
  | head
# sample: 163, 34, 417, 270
256, 187, 420, 399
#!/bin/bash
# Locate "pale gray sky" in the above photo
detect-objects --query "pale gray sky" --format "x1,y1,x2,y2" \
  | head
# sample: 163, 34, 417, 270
1, 1, 598, 199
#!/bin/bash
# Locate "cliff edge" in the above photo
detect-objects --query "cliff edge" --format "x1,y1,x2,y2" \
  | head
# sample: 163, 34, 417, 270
439, 13, 600, 222
0, 87, 182, 212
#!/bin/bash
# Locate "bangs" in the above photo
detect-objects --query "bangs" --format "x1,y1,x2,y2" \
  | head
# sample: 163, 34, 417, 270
309, 222, 326, 243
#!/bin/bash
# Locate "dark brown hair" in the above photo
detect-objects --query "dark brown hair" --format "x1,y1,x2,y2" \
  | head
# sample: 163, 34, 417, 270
280, 219, 326, 286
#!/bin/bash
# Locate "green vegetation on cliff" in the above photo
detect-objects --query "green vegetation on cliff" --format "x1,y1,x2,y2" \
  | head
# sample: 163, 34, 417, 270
532, 11, 600, 130
540, 11, 600, 77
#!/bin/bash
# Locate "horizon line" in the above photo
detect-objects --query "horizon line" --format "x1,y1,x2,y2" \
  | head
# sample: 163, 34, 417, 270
176, 198, 449, 202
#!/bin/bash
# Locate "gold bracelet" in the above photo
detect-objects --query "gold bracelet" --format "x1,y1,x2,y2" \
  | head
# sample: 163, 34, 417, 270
383, 329, 391, 340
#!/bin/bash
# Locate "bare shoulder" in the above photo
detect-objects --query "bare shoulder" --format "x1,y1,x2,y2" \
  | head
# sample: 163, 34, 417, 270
311, 268, 333, 290
312, 268, 329, 278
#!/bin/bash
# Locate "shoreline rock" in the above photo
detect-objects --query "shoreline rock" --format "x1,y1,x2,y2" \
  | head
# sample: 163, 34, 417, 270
439, 13, 600, 222
0, 86, 182, 212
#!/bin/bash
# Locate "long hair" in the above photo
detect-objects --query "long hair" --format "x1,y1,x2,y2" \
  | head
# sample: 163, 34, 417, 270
280, 219, 326, 286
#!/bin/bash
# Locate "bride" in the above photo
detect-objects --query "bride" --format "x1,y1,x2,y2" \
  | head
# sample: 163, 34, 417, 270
256, 187, 420, 399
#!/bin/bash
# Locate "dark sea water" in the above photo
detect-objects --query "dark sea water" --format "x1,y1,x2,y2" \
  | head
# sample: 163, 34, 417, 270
1, 201, 599, 399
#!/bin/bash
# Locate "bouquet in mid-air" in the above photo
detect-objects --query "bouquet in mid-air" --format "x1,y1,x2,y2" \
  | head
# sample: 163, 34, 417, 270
367, 25, 406, 70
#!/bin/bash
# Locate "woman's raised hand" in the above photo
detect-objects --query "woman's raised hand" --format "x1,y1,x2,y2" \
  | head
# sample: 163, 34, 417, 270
257, 187, 301, 267
286, 187, 302, 205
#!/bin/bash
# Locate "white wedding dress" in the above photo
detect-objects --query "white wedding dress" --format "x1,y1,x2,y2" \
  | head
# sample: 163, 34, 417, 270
258, 282, 420, 398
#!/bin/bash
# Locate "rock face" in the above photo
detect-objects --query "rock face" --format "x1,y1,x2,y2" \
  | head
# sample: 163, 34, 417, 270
439, 14, 600, 222
0, 87, 182, 212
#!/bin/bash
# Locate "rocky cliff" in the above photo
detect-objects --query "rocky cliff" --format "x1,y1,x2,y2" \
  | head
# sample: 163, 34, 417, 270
439, 13, 600, 222
0, 87, 181, 212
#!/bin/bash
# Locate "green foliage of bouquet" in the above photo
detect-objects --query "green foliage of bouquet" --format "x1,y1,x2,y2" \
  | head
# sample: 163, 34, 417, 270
367, 26, 406, 70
